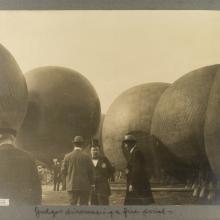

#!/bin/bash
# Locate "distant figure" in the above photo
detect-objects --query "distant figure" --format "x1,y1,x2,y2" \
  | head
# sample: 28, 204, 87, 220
61, 159, 66, 191
90, 142, 115, 205
37, 165, 44, 183
122, 134, 154, 205
62, 136, 94, 205
0, 129, 42, 205
52, 159, 62, 191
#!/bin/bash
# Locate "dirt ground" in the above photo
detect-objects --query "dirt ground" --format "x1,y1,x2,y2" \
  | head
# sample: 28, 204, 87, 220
42, 184, 212, 205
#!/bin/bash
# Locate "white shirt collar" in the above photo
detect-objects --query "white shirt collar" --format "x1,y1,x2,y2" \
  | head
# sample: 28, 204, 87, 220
0, 139, 14, 147
74, 147, 82, 151
130, 145, 136, 154
92, 159, 98, 167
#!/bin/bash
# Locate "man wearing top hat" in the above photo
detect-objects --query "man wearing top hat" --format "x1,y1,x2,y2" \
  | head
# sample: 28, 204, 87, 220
62, 135, 94, 205
90, 140, 115, 205
0, 128, 42, 206
122, 134, 154, 205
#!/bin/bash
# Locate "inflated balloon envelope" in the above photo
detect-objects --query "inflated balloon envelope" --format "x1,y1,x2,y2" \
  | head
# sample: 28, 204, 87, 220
102, 82, 170, 177
16, 66, 101, 163
0, 44, 28, 133
103, 65, 220, 183
151, 64, 220, 181
204, 66, 220, 180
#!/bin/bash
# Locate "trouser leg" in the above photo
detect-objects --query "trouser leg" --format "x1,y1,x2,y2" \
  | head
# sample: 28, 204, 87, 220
57, 182, 60, 191
97, 194, 109, 205
79, 191, 90, 205
68, 191, 79, 205
91, 191, 98, 205
53, 179, 57, 191
61, 176, 66, 191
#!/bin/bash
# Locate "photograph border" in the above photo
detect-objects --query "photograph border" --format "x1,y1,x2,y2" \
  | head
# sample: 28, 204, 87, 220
0, 0, 220, 10
0, 1, 220, 220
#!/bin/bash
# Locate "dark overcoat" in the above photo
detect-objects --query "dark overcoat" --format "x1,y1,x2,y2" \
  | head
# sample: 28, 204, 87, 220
92, 156, 115, 196
0, 144, 42, 205
124, 147, 154, 205
62, 149, 94, 192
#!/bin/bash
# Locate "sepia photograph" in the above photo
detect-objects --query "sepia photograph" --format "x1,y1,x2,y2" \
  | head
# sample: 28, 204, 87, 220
1, 10, 220, 212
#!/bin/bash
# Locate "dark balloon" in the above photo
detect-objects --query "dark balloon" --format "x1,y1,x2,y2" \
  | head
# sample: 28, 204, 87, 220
204, 66, 220, 179
16, 66, 101, 163
93, 114, 105, 147
0, 45, 41, 205
102, 83, 170, 175
0, 44, 28, 131
151, 65, 220, 180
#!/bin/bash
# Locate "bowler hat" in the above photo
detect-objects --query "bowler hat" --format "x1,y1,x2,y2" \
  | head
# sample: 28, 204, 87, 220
123, 134, 136, 142
73, 136, 84, 143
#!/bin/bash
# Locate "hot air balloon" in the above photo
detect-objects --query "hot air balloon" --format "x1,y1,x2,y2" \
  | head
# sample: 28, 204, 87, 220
16, 66, 101, 163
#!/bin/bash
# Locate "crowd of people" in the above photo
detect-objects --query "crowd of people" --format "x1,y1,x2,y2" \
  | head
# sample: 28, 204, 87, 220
0, 128, 154, 206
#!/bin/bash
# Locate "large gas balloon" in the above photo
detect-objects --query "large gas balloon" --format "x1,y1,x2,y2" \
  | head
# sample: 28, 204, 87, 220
93, 114, 105, 147
16, 66, 101, 162
151, 65, 220, 180
204, 66, 220, 179
102, 83, 170, 174
0, 44, 28, 131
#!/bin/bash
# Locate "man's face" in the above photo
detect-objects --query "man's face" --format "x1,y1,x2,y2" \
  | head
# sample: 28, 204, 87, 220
53, 158, 58, 163
91, 147, 100, 159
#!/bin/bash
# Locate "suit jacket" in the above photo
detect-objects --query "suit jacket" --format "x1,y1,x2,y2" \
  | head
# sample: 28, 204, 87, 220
62, 149, 94, 191
52, 163, 62, 181
126, 147, 151, 190
125, 146, 154, 205
92, 156, 115, 196
0, 144, 42, 205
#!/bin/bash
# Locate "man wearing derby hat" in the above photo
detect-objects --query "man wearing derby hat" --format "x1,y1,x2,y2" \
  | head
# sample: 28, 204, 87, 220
62, 135, 94, 205
0, 128, 42, 206
122, 134, 154, 205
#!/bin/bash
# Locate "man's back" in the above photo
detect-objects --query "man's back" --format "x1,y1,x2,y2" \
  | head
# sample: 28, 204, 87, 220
0, 144, 42, 205
63, 149, 93, 191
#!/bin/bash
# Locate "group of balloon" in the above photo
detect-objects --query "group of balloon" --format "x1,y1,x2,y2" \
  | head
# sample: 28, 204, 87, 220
1, 43, 220, 201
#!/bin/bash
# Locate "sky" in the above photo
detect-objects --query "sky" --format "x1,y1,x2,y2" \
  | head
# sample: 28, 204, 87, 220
0, 11, 220, 112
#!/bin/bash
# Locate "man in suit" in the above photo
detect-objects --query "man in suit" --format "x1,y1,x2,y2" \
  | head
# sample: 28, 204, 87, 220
52, 159, 62, 191
0, 128, 42, 206
62, 136, 94, 205
122, 134, 154, 205
90, 142, 115, 205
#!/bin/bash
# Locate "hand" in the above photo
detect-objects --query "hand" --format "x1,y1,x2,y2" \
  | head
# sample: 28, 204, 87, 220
128, 185, 133, 192
125, 168, 129, 174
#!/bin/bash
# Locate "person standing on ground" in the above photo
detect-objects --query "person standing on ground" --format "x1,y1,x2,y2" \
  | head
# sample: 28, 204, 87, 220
90, 141, 115, 205
62, 136, 94, 205
52, 159, 62, 191
122, 134, 154, 205
0, 129, 42, 206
